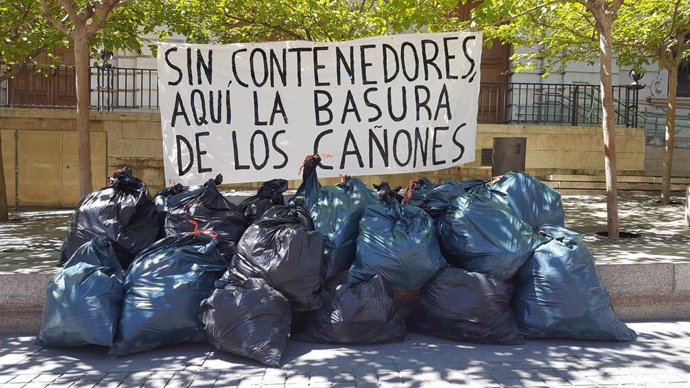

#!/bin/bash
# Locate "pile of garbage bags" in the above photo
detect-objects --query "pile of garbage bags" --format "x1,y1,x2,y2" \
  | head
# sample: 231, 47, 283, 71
40, 165, 635, 367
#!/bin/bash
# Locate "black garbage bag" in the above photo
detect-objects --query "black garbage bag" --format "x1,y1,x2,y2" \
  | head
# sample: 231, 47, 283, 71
295, 275, 406, 344
489, 171, 565, 229
238, 179, 289, 223
37, 237, 124, 348
438, 192, 547, 281
419, 179, 488, 218
261, 203, 315, 230
292, 155, 381, 279
402, 178, 435, 207
153, 176, 220, 229
231, 204, 324, 311
59, 167, 160, 269
407, 267, 524, 345
291, 154, 322, 210
165, 177, 249, 261
513, 225, 637, 341
199, 271, 291, 367
109, 234, 227, 356
349, 186, 447, 290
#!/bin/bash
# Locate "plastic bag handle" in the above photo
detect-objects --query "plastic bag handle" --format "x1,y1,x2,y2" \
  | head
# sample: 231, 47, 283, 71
297, 153, 333, 175
187, 219, 219, 238
401, 179, 417, 205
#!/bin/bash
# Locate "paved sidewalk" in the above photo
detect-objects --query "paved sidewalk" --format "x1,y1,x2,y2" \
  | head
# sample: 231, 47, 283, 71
1, 321, 689, 387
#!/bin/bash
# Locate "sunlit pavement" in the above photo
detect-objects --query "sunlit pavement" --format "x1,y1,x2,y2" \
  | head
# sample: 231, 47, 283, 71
0, 322, 689, 387
562, 195, 690, 264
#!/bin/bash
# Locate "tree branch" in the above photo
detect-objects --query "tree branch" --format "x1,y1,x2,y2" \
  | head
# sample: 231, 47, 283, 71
39, 0, 70, 35
58, 0, 79, 24
85, 0, 122, 37
668, 0, 683, 38
478, 0, 560, 28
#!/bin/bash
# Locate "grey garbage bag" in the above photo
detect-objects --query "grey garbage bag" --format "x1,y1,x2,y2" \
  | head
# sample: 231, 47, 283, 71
438, 192, 546, 281
407, 267, 524, 345
489, 171, 565, 229
109, 234, 227, 356
291, 155, 381, 280
231, 205, 325, 311
199, 271, 291, 367
349, 185, 446, 290
513, 225, 637, 341
295, 275, 406, 344
37, 237, 124, 348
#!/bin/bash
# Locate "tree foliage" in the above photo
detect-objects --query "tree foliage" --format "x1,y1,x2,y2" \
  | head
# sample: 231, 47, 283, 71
164, 0, 461, 43
614, 0, 690, 70
470, 0, 601, 76
0, 0, 67, 81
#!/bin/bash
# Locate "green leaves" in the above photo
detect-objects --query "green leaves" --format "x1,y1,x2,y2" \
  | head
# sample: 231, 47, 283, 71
469, 0, 690, 76
163, 0, 461, 44
0, 0, 66, 80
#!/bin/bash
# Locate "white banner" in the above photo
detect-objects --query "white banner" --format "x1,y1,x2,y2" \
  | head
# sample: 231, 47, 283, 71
157, 32, 481, 185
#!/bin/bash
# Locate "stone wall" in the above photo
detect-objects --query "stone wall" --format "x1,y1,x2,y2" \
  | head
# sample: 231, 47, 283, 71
0, 108, 646, 207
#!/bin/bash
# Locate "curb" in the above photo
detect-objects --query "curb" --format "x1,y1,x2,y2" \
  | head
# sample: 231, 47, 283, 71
2, 262, 690, 335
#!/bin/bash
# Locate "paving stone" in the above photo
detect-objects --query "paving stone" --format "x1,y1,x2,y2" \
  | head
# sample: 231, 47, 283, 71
10, 374, 38, 383
97, 382, 123, 388
22, 383, 50, 388
31, 374, 60, 383
45, 383, 75, 388
69, 382, 97, 388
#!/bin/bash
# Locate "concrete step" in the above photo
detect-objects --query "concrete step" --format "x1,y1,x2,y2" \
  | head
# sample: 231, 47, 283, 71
1, 261, 688, 335
547, 181, 688, 192
544, 174, 690, 195
547, 174, 690, 185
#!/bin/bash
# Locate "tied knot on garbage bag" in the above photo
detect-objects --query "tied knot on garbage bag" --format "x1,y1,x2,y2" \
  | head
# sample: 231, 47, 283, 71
187, 219, 219, 239
238, 179, 288, 223
108, 167, 144, 195
373, 181, 403, 204
401, 179, 417, 205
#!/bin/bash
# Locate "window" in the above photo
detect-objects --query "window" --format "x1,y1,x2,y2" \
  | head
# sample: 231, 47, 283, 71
678, 59, 690, 97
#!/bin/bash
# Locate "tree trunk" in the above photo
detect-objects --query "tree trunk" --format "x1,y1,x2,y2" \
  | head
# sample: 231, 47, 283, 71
598, 22, 620, 239
661, 65, 678, 205
0, 132, 9, 222
73, 34, 93, 198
